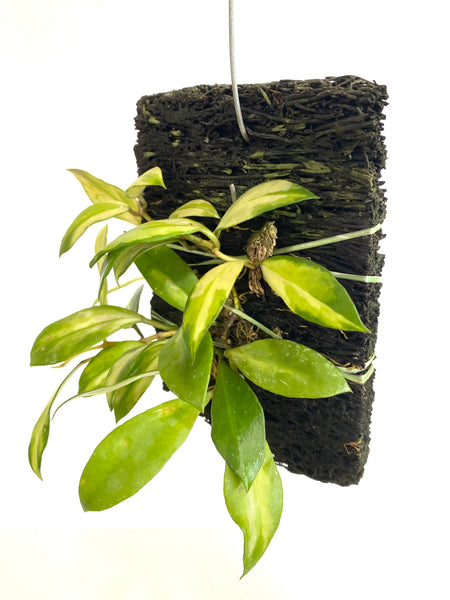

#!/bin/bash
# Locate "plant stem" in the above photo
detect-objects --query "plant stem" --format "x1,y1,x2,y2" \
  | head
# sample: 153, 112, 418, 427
227, 306, 282, 339
272, 224, 382, 255
133, 324, 145, 338
140, 330, 176, 344
212, 248, 242, 263
92, 277, 145, 306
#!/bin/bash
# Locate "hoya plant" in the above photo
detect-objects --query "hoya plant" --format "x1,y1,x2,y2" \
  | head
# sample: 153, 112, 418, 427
29, 166, 369, 577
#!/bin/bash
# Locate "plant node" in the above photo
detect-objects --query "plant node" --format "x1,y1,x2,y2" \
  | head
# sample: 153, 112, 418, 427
245, 222, 278, 295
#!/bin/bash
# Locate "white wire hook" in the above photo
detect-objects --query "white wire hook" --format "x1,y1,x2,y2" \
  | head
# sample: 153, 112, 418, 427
229, 0, 249, 142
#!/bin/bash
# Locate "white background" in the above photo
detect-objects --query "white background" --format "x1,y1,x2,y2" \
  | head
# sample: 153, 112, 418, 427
1, 1, 449, 598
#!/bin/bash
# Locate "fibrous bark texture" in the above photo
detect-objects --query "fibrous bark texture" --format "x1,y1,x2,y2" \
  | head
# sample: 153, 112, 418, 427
134, 75, 388, 485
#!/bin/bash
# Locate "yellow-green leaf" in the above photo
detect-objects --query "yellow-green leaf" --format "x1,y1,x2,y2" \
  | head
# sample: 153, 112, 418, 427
79, 399, 199, 511
90, 218, 216, 268
106, 341, 164, 422
78, 341, 144, 394
68, 169, 140, 223
125, 166, 166, 199
261, 255, 369, 332
216, 180, 317, 232
59, 202, 129, 256
29, 360, 88, 479
182, 259, 246, 357
95, 225, 109, 305
30, 306, 153, 366
169, 199, 220, 220
224, 442, 283, 577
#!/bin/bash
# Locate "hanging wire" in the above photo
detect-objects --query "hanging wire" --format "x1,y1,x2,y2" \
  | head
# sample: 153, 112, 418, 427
229, 0, 249, 142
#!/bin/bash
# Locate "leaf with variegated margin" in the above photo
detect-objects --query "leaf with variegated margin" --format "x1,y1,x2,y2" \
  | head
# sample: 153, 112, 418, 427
30, 306, 154, 366
125, 166, 166, 199
182, 259, 246, 357
261, 255, 369, 332
216, 180, 317, 232
59, 202, 128, 256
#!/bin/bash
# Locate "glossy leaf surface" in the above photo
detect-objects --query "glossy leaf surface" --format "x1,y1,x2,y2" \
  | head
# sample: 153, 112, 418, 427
79, 399, 199, 511
78, 341, 144, 394
226, 339, 351, 398
169, 199, 220, 220
261, 255, 369, 332
68, 169, 140, 223
59, 202, 128, 256
158, 329, 213, 411
135, 246, 198, 311
30, 306, 153, 366
182, 259, 246, 357
125, 166, 166, 199
211, 361, 265, 491
106, 341, 164, 422
216, 180, 317, 232
90, 218, 214, 268
224, 443, 283, 577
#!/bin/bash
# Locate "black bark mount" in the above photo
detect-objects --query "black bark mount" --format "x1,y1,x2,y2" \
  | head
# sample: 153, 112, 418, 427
134, 75, 388, 486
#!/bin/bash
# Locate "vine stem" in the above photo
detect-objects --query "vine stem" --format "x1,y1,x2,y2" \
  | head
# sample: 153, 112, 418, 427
212, 247, 243, 263
140, 330, 176, 344
228, 306, 282, 339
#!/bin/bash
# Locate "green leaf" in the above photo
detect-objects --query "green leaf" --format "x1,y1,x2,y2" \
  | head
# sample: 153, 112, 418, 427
79, 399, 199, 511
60, 202, 129, 257
182, 259, 246, 357
29, 360, 88, 479
169, 199, 220, 220
261, 255, 369, 332
224, 442, 283, 578
30, 306, 153, 366
90, 218, 216, 268
106, 341, 164, 422
125, 166, 166, 199
99, 244, 153, 292
95, 225, 109, 305
225, 339, 351, 398
95, 243, 157, 302
68, 169, 140, 224
158, 329, 213, 411
216, 180, 317, 232
78, 341, 144, 394
126, 285, 144, 313
135, 246, 198, 311
211, 360, 265, 491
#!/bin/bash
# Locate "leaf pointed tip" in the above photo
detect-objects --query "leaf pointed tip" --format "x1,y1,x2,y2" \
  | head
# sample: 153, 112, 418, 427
28, 448, 43, 480
31, 466, 43, 481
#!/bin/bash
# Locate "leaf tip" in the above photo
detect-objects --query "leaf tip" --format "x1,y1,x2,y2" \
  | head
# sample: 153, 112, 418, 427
31, 465, 43, 481
28, 448, 44, 480
89, 254, 100, 268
